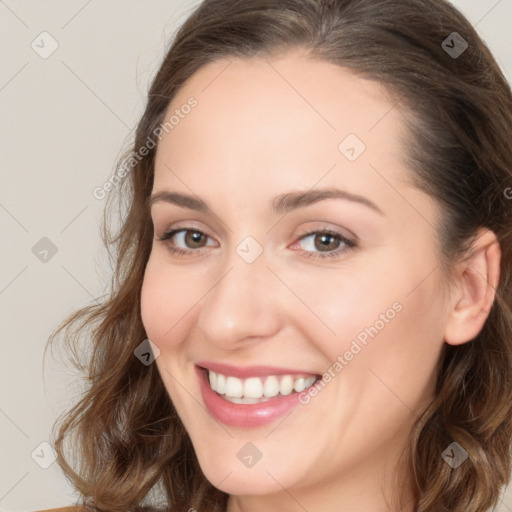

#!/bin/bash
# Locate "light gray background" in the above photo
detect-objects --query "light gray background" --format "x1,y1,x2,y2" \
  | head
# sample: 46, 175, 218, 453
1, 1, 511, 510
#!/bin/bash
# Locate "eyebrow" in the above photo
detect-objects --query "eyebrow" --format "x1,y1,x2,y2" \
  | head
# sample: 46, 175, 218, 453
148, 187, 384, 216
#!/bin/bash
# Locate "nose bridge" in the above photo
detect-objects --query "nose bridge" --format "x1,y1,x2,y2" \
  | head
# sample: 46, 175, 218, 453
196, 244, 283, 346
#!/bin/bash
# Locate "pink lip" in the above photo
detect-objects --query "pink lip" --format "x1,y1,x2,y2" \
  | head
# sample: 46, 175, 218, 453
196, 360, 319, 379
195, 365, 307, 428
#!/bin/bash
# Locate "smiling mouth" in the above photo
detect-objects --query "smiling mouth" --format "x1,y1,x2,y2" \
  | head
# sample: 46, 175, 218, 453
201, 367, 321, 404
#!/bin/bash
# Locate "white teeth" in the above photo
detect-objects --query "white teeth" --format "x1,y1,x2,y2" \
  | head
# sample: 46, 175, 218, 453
216, 373, 226, 394
206, 370, 318, 400
293, 377, 305, 393
244, 377, 263, 399
225, 376, 243, 398
208, 370, 217, 389
224, 396, 271, 404
279, 375, 294, 396
263, 376, 280, 397
304, 377, 316, 389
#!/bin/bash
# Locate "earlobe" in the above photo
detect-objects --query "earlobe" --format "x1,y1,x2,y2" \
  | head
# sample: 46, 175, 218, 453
443, 229, 501, 346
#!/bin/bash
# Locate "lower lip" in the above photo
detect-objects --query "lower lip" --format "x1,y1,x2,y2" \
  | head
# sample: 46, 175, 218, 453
196, 365, 305, 428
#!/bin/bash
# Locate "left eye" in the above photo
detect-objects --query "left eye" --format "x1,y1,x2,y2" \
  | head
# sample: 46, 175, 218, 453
293, 229, 357, 259
297, 231, 346, 252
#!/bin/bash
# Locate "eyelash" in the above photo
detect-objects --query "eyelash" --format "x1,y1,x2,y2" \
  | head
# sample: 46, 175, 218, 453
156, 227, 357, 260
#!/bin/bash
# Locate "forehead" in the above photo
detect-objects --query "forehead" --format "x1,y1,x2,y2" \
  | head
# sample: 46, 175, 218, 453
153, 51, 414, 212
162, 51, 402, 142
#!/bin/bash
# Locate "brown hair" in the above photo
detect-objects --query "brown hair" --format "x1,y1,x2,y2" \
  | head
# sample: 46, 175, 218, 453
47, 0, 512, 511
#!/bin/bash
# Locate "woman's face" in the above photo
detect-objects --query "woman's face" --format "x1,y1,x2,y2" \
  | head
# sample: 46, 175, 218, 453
141, 51, 451, 509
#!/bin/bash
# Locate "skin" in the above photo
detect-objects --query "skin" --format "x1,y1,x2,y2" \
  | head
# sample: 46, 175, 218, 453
140, 49, 501, 512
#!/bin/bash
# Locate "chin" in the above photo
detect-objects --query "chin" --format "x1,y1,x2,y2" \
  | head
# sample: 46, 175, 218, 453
201, 461, 288, 496
190, 440, 294, 496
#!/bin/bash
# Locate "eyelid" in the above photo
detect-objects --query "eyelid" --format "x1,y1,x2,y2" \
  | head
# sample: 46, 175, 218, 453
156, 227, 216, 247
295, 222, 356, 241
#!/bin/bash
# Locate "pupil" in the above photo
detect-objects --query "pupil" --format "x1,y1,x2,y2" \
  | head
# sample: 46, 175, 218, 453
317, 234, 336, 251
188, 231, 203, 247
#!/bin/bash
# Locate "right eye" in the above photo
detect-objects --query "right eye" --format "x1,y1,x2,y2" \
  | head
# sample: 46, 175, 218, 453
157, 228, 217, 256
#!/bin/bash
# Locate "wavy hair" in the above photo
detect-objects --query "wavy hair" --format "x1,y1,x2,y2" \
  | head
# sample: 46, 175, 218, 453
47, 0, 512, 510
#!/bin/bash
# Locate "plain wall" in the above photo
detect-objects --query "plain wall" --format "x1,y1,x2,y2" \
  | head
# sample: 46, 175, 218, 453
1, 0, 511, 510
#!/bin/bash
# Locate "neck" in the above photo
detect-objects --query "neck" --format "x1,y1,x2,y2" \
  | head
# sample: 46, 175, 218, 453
225, 446, 416, 512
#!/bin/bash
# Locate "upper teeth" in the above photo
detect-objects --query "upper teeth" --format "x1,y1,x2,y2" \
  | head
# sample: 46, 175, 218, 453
208, 370, 318, 399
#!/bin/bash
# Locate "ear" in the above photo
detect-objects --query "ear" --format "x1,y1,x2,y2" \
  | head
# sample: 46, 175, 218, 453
443, 228, 501, 346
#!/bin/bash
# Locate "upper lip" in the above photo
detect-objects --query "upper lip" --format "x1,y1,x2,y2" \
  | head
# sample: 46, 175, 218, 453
196, 361, 321, 379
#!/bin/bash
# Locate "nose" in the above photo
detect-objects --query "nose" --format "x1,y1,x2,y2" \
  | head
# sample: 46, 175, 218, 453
196, 250, 284, 349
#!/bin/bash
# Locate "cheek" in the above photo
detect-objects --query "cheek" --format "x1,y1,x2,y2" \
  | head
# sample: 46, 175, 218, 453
140, 257, 201, 412
140, 254, 199, 344
285, 262, 406, 362
301, 258, 446, 387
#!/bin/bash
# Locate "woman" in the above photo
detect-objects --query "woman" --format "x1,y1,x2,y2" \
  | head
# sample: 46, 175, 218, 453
43, 0, 512, 511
